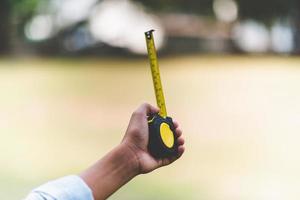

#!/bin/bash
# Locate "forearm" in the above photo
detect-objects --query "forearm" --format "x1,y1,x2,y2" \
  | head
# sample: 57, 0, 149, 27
80, 143, 139, 200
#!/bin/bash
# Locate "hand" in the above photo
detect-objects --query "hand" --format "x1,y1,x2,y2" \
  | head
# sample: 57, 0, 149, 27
121, 103, 185, 174
80, 103, 185, 200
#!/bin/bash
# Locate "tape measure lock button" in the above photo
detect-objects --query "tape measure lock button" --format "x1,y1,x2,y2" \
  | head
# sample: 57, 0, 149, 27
160, 122, 174, 148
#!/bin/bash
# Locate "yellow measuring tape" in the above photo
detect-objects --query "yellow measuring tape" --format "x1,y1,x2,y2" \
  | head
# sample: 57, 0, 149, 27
145, 30, 167, 118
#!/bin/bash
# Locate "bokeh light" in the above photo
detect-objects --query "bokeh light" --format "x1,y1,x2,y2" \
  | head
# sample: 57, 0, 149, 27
213, 0, 238, 23
25, 15, 54, 41
88, 0, 164, 54
233, 20, 269, 53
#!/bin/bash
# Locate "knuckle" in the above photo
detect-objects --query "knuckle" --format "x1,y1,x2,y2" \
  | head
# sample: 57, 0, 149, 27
129, 126, 140, 135
133, 110, 143, 117
142, 102, 150, 107
141, 102, 151, 110
131, 111, 137, 117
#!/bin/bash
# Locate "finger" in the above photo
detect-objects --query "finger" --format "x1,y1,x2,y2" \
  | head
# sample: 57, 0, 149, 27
177, 145, 185, 157
172, 120, 179, 128
156, 137, 185, 167
161, 158, 172, 166
135, 103, 159, 116
177, 136, 185, 145
156, 158, 169, 167
158, 146, 185, 167
164, 154, 181, 165
175, 128, 182, 137
162, 146, 185, 165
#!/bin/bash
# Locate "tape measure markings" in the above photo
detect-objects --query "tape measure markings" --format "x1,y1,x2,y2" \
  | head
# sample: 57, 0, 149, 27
145, 30, 167, 118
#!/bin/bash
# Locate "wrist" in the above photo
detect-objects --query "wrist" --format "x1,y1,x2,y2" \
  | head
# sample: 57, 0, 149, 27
80, 144, 140, 200
118, 142, 141, 176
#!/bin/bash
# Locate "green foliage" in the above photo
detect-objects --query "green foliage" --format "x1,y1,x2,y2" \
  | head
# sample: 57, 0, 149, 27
11, 0, 39, 17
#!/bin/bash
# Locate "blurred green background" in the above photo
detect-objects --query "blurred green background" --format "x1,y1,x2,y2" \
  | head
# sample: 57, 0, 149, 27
1, 0, 300, 200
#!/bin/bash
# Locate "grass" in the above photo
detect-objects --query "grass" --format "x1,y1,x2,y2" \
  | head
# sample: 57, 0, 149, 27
1, 55, 300, 199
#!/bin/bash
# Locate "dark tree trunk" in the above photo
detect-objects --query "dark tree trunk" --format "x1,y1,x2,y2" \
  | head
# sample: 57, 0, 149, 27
0, 0, 12, 54
295, 25, 300, 54
294, 6, 300, 54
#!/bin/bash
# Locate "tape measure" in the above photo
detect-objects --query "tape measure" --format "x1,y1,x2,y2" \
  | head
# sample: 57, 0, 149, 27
145, 30, 178, 158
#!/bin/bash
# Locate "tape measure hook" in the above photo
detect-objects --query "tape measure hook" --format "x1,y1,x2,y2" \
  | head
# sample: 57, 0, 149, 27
145, 29, 155, 39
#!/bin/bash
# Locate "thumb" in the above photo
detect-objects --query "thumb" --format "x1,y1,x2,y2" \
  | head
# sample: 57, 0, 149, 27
135, 103, 159, 116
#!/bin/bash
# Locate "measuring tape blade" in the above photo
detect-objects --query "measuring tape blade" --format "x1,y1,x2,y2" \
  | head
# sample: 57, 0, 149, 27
145, 30, 167, 118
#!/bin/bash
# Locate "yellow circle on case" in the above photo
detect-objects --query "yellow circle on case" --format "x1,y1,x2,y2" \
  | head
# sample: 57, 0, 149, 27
160, 123, 174, 148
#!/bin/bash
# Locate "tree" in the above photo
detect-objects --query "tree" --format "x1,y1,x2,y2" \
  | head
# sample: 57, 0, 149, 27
0, 0, 38, 55
0, 0, 12, 54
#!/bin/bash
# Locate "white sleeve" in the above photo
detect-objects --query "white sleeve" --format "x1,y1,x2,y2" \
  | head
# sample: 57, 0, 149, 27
23, 175, 94, 200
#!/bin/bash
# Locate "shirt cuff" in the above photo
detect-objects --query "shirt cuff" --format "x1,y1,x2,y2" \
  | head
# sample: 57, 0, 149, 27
32, 175, 94, 200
